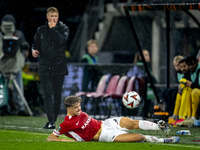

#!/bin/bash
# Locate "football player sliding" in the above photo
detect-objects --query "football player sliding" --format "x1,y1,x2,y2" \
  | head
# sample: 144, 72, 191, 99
47, 95, 180, 143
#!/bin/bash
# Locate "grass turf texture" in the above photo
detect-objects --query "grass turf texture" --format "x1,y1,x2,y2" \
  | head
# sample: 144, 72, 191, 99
0, 116, 200, 150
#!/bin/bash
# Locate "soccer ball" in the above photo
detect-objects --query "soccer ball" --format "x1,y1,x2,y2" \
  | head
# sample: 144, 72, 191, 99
122, 91, 141, 109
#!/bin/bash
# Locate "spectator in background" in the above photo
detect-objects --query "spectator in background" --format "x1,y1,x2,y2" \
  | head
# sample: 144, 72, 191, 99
0, 14, 29, 116
134, 49, 150, 64
32, 7, 69, 129
177, 55, 200, 126
173, 55, 185, 81
81, 39, 99, 92
80, 39, 100, 113
170, 58, 191, 126
163, 55, 184, 120
133, 49, 156, 118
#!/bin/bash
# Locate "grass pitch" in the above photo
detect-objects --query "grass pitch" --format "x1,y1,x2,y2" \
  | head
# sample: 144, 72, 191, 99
0, 116, 199, 150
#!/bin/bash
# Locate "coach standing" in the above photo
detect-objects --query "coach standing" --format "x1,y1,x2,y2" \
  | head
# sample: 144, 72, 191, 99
32, 7, 69, 129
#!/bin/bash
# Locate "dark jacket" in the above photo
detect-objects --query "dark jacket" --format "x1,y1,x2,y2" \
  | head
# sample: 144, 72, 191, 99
191, 63, 200, 89
32, 21, 69, 76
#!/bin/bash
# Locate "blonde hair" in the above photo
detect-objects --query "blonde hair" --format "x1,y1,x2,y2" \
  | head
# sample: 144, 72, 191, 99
47, 7, 58, 14
133, 49, 149, 64
86, 39, 98, 48
173, 55, 184, 63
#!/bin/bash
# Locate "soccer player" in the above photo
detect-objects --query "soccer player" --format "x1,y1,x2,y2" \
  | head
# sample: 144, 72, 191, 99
47, 95, 180, 143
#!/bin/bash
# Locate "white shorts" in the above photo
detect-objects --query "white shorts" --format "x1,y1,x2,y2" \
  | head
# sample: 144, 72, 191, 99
98, 117, 129, 142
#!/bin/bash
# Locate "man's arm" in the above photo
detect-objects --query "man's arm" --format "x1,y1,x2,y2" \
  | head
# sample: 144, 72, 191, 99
47, 133, 75, 142
52, 22, 69, 45
32, 27, 41, 53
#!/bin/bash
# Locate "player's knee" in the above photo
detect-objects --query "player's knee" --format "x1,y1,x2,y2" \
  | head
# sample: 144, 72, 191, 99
120, 117, 139, 129
131, 120, 140, 129
140, 134, 146, 142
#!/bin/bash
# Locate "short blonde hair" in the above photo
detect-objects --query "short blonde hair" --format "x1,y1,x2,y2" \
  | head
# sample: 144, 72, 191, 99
47, 7, 58, 14
86, 39, 98, 48
173, 55, 184, 63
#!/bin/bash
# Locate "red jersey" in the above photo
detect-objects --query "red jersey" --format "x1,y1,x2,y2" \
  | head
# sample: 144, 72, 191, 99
53, 111, 102, 141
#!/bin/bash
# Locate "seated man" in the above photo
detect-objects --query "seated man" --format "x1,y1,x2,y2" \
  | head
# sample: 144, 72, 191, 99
170, 58, 191, 125
177, 55, 200, 126
165, 55, 184, 119
47, 95, 180, 143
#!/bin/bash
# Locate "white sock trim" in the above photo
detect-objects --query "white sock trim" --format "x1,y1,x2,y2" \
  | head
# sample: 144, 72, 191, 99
144, 135, 163, 143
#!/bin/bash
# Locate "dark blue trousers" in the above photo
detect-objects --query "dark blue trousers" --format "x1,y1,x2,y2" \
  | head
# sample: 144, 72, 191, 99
40, 74, 65, 123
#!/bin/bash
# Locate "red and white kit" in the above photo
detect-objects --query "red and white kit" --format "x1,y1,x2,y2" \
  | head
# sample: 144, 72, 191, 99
53, 111, 102, 141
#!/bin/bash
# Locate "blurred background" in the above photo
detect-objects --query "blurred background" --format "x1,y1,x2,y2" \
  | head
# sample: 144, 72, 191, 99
1, 0, 200, 119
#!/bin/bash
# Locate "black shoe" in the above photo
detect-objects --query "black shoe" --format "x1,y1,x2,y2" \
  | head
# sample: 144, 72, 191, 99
43, 122, 55, 129
43, 122, 49, 128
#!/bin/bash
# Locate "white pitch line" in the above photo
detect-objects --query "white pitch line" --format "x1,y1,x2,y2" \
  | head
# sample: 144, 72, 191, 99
0, 125, 52, 130
0, 129, 49, 136
167, 144, 199, 149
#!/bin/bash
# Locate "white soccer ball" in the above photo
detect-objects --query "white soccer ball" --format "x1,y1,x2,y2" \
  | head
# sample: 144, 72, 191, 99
122, 91, 141, 109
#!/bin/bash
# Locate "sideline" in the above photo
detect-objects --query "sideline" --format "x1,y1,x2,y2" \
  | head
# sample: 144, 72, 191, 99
167, 143, 200, 149
0, 125, 48, 130
0, 129, 49, 136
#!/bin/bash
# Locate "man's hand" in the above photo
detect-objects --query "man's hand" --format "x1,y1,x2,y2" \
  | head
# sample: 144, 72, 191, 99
48, 18, 57, 28
186, 80, 192, 87
32, 50, 39, 58
47, 133, 75, 142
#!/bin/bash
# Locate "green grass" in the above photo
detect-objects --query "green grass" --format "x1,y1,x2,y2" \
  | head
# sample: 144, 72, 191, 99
0, 116, 200, 150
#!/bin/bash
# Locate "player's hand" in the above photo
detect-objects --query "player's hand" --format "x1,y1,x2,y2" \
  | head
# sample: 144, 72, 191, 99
32, 50, 39, 58
48, 18, 57, 28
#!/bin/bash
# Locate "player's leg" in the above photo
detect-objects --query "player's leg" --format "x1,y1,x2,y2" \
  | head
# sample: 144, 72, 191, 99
119, 117, 160, 130
143, 135, 180, 143
114, 133, 180, 143
100, 118, 174, 143
114, 133, 145, 142
98, 118, 143, 142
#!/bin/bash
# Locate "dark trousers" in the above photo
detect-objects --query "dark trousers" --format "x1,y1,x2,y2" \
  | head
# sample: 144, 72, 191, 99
163, 87, 178, 116
40, 74, 65, 123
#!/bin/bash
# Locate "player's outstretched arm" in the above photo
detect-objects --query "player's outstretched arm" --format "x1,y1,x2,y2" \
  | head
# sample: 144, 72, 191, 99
47, 133, 75, 142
